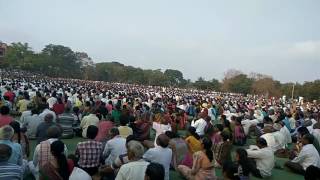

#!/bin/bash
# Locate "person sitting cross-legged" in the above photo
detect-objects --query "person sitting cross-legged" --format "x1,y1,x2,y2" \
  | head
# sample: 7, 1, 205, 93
75, 125, 103, 176
285, 134, 320, 175
0, 144, 23, 180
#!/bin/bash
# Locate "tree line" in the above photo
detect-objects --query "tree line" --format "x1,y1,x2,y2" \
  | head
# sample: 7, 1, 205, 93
1, 42, 319, 101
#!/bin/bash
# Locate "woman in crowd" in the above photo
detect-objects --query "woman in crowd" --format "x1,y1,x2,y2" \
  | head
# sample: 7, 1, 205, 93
233, 117, 246, 146
40, 140, 71, 180
178, 136, 216, 179
213, 131, 232, 167
234, 148, 251, 180
9, 121, 30, 159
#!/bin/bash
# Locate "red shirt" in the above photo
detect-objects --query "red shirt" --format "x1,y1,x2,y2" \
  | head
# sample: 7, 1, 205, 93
0, 115, 13, 127
52, 103, 65, 115
4, 91, 15, 102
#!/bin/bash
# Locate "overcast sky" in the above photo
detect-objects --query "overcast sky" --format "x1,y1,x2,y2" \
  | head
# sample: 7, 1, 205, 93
1, 0, 320, 83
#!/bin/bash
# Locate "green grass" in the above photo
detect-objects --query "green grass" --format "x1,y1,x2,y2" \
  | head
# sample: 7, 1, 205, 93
27, 131, 303, 180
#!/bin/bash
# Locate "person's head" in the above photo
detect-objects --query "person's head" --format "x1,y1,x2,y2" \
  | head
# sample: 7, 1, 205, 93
145, 163, 165, 180
156, 134, 170, 148
165, 131, 178, 139
187, 126, 200, 140
301, 134, 314, 146
0, 106, 10, 115
0, 144, 12, 162
201, 136, 213, 162
263, 116, 273, 124
47, 125, 62, 139
0, 125, 14, 140
9, 121, 20, 135
51, 140, 69, 180
297, 127, 310, 137
44, 113, 54, 123
223, 162, 240, 180
86, 125, 98, 139
127, 140, 145, 161
109, 127, 120, 138
235, 148, 248, 162
31, 108, 39, 115
222, 131, 231, 142
120, 115, 129, 126
126, 135, 135, 145
213, 124, 224, 133
305, 165, 320, 180
257, 137, 268, 148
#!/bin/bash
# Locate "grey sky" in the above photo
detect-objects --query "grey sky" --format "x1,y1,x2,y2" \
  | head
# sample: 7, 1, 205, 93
1, 0, 320, 83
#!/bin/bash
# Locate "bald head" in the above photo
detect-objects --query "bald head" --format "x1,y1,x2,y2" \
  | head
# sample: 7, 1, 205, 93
156, 134, 170, 148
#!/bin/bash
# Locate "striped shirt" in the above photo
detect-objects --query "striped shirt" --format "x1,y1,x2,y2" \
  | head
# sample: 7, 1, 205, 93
0, 162, 23, 180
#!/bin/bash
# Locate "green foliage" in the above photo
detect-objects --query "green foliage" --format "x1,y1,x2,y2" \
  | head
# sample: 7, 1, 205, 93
2, 42, 320, 101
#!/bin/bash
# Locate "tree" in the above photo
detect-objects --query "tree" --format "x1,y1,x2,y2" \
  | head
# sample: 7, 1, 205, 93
223, 74, 253, 94
164, 69, 184, 86
2, 42, 34, 68
251, 77, 281, 97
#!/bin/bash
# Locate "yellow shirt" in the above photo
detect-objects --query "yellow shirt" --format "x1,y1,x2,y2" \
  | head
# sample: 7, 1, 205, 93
118, 126, 133, 138
17, 99, 30, 113
185, 136, 202, 154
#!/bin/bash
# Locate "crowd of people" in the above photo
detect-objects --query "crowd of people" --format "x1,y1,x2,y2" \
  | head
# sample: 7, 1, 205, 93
0, 69, 320, 180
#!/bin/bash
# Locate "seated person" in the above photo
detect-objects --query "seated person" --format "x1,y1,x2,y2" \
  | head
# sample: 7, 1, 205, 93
0, 144, 23, 180
285, 134, 320, 175
75, 125, 103, 176
213, 131, 232, 167
103, 128, 126, 166
144, 162, 165, 180
246, 138, 274, 178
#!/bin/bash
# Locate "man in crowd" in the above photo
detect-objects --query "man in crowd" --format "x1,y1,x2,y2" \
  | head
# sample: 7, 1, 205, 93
0, 144, 23, 180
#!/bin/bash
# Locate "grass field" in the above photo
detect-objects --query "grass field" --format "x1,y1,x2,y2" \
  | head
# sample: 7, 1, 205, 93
26, 130, 304, 180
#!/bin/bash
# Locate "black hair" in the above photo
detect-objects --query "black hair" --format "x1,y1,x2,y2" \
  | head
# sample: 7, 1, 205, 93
202, 136, 213, 162
215, 124, 224, 132
165, 131, 178, 139
223, 161, 240, 180
51, 140, 69, 180
110, 127, 120, 137
221, 131, 231, 142
86, 125, 98, 139
297, 127, 310, 137
9, 121, 21, 144
236, 148, 250, 176
264, 116, 273, 123
188, 126, 200, 140
120, 115, 129, 126
303, 134, 314, 144
257, 137, 268, 147
0, 106, 10, 115
145, 163, 165, 180
126, 135, 135, 144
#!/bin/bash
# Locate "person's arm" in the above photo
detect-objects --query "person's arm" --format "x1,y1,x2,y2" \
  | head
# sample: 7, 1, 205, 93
291, 148, 306, 164
103, 142, 111, 159
33, 145, 40, 166
190, 152, 202, 175
247, 148, 264, 159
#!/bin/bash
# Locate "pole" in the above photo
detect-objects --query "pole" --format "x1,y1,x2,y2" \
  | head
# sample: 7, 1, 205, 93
291, 84, 295, 100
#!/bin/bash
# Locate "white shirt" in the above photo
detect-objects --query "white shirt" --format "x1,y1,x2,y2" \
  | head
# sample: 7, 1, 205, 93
47, 97, 57, 109
191, 118, 207, 136
272, 131, 286, 151
152, 122, 171, 146
292, 144, 320, 170
261, 133, 277, 151
143, 146, 172, 180
280, 126, 292, 146
247, 147, 274, 177
103, 136, 127, 166
39, 109, 57, 123
313, 129, 320, 147
116, 160, 149, 180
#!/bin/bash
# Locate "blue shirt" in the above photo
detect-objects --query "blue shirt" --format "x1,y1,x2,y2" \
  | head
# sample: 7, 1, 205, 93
0, 162, 23, 180
0, 140, 22, 165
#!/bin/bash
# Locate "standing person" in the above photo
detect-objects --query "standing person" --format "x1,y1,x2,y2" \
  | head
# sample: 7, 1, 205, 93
178, 137, 216, 180
75, 125, 103, 176
285, 134, 320, 175
246, 138, 274, 178
0, 106, 13, 128
0, 144, 23, 180
143, 134, 172, 180
39, 140, 70, 180
80, 110, 99, 138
